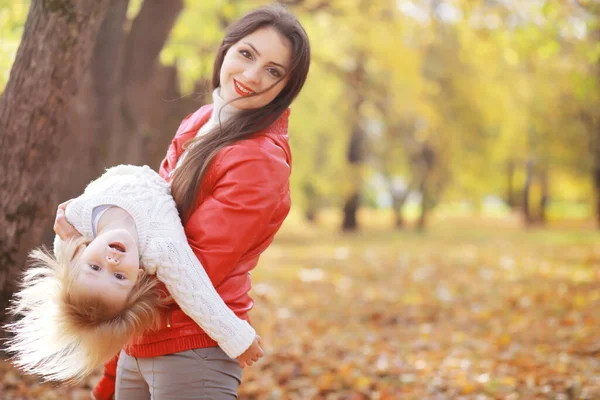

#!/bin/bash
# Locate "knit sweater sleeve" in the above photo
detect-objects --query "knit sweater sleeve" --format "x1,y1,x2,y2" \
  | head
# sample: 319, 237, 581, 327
144, 237, 256, 359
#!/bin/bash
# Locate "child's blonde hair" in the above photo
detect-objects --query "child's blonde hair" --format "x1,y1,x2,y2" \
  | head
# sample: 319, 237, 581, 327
5, 236, 164, 382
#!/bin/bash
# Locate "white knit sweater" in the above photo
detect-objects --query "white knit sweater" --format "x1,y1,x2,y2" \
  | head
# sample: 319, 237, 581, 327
54, 164, 255, 359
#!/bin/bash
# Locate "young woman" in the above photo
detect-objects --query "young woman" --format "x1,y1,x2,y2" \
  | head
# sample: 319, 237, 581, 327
93, 4, 310, 399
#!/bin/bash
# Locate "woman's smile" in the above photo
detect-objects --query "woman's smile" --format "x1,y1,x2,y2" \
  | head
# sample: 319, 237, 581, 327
219, 26, 291, 109
233, 79, 255, 97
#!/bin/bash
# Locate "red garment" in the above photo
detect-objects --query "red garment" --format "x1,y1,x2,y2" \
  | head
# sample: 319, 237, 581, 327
93, 105, 292, 399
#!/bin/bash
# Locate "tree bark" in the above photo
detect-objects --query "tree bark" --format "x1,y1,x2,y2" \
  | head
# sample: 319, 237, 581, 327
523, 159, 534, 226
393, 195, 405, 228
391, 183, 411, 229
416, 143, 435, 232
0, 0, 111, 324
506, 160, 516, 208
539, 167, 549, 224
342, 193, 360, 231
594, 167, 600, 228
341, 61, 365, 232
342, 124, 364, 231
118, 0, 185, 166
88, 0, 130, 173
303, 182, 318, 223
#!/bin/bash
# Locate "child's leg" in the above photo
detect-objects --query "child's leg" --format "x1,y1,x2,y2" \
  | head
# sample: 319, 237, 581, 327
140, 347, 242, 399
115, 350, 151, 400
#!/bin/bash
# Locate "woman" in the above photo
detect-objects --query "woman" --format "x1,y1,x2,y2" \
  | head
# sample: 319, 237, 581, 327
93, 4, 310, 399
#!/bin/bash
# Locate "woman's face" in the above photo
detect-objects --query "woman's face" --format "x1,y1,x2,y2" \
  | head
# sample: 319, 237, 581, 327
219, 26, 292, 110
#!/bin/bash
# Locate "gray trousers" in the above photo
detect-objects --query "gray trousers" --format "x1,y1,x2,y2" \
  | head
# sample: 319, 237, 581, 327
115, 347, 242, 400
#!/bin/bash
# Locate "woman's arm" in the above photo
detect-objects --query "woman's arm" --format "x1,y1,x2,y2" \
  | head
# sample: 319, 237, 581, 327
145, 237, 257, 359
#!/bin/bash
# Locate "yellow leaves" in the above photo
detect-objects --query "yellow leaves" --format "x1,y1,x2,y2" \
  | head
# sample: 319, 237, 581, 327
503, 47, 520, 66
316, 372, 336, 391
459, 380, 477, 394
6, 219, 600, 397
497, 333, 512, 348
353, 375, 372, 391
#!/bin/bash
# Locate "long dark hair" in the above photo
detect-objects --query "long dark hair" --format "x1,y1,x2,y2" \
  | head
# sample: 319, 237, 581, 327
171, 4, 311, 222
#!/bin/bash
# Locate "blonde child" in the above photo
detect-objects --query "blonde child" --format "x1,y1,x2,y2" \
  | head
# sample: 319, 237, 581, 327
6, 164, 263, 382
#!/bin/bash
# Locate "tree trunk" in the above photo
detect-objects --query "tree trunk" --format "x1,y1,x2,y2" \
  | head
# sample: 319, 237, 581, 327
506, 160, 516, 208
393, 196, 404, 228
539, 167, 549, 224
51, 0, 131, 208
341, 61, 365, 232
417, 182, 429, 232
416, 143, 435, 232
303, 182, 318, 223
88, 0, 130, 173
594, 167, 600, 228
118, 0, 184, 166
390, 180, 411, 229
342, 124, 364, 231
0, 0, 111, 324
394, 190, 412, 229
523, 159, 534, 226
342, 193, 360, 231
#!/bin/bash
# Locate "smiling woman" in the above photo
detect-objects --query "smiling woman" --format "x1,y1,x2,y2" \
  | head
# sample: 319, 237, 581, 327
96, 4, 311, 400
5, 3, 310, 399
219, 27, 292, 109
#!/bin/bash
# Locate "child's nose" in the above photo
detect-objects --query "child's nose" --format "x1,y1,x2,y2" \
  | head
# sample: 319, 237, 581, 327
106, 255, 120, 264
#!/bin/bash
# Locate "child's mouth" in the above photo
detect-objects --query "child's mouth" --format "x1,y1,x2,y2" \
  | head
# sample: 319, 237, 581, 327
109, 242, 126, 253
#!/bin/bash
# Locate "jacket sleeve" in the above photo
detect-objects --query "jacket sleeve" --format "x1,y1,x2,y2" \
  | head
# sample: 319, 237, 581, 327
185, 144, 290, 288
92, 353, 119, 400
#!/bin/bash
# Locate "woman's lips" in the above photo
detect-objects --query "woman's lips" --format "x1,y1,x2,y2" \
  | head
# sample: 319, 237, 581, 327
233, 79, 255, 97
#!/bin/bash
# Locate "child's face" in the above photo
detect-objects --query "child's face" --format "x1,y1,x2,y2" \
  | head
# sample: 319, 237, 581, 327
219, 26, 292, 110
74, 229, 141, 311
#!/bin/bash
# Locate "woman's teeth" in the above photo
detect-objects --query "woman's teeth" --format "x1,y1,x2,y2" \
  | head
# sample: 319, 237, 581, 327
235, 81, 254, 95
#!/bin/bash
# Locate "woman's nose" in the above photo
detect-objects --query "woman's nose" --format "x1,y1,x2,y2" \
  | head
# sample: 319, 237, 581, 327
242, 66, 261, 84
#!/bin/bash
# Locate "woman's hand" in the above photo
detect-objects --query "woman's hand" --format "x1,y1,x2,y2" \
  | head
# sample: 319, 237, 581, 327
53, 199, 82, 240
237, 335, 264, 368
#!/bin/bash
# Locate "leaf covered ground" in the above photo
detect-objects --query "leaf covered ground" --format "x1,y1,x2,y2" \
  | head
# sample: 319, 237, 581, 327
2, 213, 600, 399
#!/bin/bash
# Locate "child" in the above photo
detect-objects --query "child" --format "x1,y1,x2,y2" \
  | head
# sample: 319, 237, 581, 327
5, 164, 263, 382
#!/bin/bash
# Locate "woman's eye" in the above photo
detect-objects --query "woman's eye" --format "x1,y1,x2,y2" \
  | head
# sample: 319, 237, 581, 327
114, 273, 126, 280
267, 68, 281, 78
239, 50, 252, 59
89, 264, 101, 271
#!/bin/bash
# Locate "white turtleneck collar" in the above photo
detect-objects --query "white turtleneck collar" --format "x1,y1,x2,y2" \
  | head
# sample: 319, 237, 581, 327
205, 87, 238, 130
175, 88, 240, 169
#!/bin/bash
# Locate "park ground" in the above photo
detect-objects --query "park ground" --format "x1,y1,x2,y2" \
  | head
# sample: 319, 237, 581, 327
1, 209, 600, 399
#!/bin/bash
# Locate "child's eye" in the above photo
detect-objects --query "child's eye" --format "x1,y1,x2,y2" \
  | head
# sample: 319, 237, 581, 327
114, 273, 126, 280
89, 264, 101, 271
239, 50, 252, 59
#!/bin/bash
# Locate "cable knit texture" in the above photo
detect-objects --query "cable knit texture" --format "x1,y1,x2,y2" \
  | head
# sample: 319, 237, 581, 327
59, 165, 256, 359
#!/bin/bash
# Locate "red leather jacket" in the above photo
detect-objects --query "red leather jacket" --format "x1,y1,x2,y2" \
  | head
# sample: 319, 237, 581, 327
93, 105, 292, 400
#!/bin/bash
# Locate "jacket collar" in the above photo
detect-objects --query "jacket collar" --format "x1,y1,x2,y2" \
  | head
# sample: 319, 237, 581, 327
168, 105, 291, 169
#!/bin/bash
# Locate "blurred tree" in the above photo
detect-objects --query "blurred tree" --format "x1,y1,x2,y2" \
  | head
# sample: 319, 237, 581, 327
0, 0, 111, 324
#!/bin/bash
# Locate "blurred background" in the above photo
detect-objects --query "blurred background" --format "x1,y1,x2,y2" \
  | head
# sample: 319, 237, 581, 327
2, 0, 600, 399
